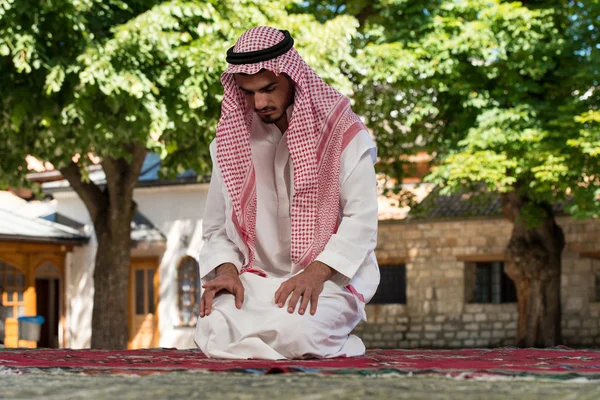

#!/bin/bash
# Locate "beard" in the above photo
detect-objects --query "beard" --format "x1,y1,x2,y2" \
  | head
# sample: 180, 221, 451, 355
255, 93, 294, 125
256, 107, 285, 124
258, 112, 285, 124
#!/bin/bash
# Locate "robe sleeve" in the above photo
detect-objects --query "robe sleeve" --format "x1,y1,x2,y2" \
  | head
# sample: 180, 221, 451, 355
198, 153, 245, 280
314, 131, 378, 286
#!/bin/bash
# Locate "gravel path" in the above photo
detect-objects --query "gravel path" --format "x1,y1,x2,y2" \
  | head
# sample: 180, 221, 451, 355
1, 370, 599, 400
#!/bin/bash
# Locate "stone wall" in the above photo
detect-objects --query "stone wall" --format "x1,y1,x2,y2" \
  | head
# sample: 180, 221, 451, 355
354, 216, 600, 348
353, 303, 518, 349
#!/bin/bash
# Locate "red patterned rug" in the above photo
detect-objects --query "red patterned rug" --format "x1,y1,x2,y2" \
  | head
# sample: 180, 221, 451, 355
1, 347, 600, 378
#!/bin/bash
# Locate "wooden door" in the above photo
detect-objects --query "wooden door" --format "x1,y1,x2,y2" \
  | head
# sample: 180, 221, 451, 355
128, 258, 159, 349
35, 278, 60, 348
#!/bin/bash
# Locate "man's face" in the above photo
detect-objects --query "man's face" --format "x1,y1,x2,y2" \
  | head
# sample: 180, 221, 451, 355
234, 70, 294, 125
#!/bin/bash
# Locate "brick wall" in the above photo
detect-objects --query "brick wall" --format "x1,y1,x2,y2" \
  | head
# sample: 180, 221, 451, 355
354, 216, 600, 348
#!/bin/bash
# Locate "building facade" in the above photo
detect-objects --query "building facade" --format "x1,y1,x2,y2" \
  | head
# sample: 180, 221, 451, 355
2, 164, 598, 349
354, 215, 600, 348
0, 193, 87, 348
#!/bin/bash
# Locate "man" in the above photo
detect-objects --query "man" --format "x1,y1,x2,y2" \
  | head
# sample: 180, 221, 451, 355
195, 26, 379, 360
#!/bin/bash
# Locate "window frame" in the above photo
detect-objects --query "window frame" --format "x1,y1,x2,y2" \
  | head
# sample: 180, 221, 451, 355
177, 256, 201, 327
465, 260, 517, 304
0, 261, 27, 319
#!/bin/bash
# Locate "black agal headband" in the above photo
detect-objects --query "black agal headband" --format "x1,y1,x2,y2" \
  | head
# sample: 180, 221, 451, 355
226, 30, 294, 65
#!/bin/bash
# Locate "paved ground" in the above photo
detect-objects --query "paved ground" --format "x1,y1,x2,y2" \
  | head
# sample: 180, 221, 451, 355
1, 370, 599, 399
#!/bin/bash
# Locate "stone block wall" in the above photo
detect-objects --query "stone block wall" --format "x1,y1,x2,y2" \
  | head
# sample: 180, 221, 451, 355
561, 221, 600, 347
353, 303, 518, 349
354, 216, 600, 348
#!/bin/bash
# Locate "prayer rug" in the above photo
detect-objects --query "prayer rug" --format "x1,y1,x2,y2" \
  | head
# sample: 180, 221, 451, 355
1, 347, 600, 378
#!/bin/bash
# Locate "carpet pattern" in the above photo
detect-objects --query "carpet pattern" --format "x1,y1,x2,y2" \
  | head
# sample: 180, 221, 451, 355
1, 347, 600, 378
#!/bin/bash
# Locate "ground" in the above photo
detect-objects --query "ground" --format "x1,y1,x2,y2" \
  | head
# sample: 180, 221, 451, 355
1, 370, 599, 399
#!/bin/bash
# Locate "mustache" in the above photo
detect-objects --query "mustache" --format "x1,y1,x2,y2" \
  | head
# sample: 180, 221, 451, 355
255, 106, 276, 113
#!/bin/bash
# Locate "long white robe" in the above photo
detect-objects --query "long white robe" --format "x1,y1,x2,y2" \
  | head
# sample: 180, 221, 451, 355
195, 107, 380, 359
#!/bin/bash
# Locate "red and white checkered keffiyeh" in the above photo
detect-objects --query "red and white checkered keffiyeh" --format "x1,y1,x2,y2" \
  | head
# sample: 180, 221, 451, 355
216, 26, 365, 273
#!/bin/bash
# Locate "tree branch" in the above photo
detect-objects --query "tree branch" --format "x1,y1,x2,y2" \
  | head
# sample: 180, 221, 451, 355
102, 157, 126, 212
125, 142, 148, 192
357, 4, 374, 28
59, 161, 107, 221
102, 142, 147, 212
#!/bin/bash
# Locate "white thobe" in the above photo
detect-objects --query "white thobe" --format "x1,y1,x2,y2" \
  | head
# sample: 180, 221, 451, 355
195, 107, 380, 359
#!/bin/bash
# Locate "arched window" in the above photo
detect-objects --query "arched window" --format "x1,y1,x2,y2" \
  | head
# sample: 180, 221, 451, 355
178, 257, 200, 326
0, 261, 26, 318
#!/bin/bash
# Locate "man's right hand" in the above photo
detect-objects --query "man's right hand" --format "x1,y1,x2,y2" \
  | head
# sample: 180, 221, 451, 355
200, 263, 244, 318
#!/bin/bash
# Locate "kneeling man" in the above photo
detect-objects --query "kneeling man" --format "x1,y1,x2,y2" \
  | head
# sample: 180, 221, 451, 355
195, 26, 380, 359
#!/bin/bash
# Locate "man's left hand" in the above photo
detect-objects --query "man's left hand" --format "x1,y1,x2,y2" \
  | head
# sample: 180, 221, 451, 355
274, 261, 334, 316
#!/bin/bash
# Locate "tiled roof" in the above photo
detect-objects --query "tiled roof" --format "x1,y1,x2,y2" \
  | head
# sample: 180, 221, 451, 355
0, 191, 163, 244
41, 210, 164, 243
0, 208, 88, 243
408, 187, 566, 219
131, 212, 165, 243
38, 153, 210, 193
408, 187, 503, 219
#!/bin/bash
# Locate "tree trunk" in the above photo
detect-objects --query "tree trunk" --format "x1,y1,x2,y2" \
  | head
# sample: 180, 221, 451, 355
60, 144, 146, 349
501, 192, 565, 347
90, 195, 136, 349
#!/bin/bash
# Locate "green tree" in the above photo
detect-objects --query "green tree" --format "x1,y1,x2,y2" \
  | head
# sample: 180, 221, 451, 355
298, 0, 600, 346
0, 0, 356, 348
422, 1, 599, 347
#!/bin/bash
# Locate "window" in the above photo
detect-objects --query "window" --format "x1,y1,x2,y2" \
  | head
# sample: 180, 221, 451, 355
178, 257, 201, 326
467, 261, 517, 304
134, 269, 156, 315
0, 261, 26, 318
591, 258, 600, 303
370, 264, 406, 304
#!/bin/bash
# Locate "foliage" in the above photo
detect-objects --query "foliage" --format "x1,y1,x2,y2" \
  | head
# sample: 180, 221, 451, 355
0, 0, 356, 187
420, 1, 600, 220
2, 0, 598, 215
296, 0, 600, 218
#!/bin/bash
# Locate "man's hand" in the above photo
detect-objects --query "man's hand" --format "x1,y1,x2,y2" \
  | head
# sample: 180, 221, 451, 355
200, 263, 244, 318
274, 261, 334, 316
